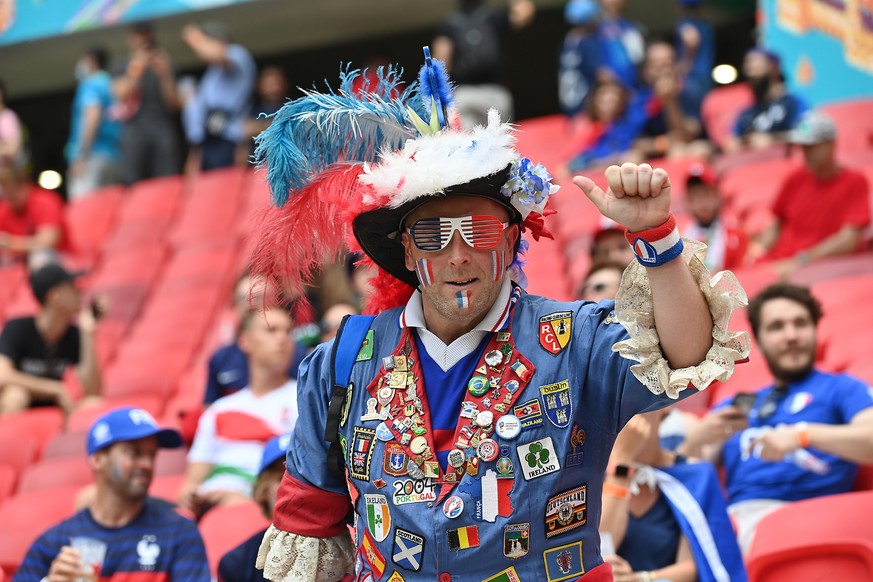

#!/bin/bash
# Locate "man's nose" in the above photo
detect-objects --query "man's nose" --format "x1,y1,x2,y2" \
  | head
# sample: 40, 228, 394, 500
445, 231, 473, 263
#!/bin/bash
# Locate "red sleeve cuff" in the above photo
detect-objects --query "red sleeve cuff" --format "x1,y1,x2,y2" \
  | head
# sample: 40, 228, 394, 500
273, 471, 352, 538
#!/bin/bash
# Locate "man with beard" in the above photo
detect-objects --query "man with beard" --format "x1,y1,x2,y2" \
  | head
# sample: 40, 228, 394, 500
723, 48, 808, 153
679, 283, 873, 554
15, 407, 210, 582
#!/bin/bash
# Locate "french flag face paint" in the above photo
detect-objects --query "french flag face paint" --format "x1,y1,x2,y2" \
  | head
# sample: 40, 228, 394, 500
491, 250, 505, 282
415, 258, 434, 287
456, 290, 470, 309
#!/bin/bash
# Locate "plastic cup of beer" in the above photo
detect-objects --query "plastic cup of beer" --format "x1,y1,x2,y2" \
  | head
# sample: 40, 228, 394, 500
70, 537, 107, 582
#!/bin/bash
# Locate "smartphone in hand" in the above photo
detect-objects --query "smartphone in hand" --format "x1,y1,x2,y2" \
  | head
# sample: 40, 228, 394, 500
731, 392, 758, 416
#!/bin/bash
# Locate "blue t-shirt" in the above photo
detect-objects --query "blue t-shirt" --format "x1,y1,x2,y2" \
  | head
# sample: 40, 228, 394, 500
14, 498, 210, 582
676, 17, 715, 92
597, 17, 645, 89
618, 493, 682, 572
722, 370, 873, 504
217, 529, 268, 582
558, 30, 603, 117
204, 341, 308, 404
733, 93, 808, 137
66, 71, 122, 162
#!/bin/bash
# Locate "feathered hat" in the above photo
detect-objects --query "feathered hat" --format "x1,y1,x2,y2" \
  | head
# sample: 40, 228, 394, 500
251, 47, 559, 313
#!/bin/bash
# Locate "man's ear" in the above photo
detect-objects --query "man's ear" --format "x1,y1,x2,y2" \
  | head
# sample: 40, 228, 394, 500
88, 451, 105, 472
401, 232, 416, 272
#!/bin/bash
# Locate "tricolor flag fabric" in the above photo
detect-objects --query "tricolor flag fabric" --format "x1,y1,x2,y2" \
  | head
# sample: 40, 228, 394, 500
361, 528, 387, 578
447, 525, 480, 550
624, 213, 684, 267
365, 494, 391, 542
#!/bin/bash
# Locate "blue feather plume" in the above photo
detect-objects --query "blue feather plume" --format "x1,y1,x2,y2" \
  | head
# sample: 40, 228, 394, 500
254, 64, 426, 206
419, 47, 454, 129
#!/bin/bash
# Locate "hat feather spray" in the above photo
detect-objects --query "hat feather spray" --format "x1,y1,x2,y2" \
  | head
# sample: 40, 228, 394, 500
250, 64, 428, 313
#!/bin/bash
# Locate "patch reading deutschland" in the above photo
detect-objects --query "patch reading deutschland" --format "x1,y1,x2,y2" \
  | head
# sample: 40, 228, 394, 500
545, 485, 587, 538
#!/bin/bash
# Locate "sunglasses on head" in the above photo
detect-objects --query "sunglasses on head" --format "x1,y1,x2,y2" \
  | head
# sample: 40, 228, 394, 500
407, 215, 509, 252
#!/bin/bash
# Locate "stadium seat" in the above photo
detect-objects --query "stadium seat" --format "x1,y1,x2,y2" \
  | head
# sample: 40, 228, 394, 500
65, 395, 165, 433
41, 430, 89, 459
198, 500, 270, 575
0, 266, 26, 316
16, 457, 92, 493
747, 491, 873, 582
116, 175, 184, 224
855, 466, 873, 492
719, 157, 797, 217
0, 408, 64, 452
0, 465, 15, 508
65, 185, 124, 262
148, 474, 184, 503
700, 82, 753, 149
820, 98, 873, 159
170, 167, 247, 247
154, 448, 189, 476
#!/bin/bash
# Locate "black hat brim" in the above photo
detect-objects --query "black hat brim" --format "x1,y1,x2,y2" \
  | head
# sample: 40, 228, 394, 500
352, 165, 517, 288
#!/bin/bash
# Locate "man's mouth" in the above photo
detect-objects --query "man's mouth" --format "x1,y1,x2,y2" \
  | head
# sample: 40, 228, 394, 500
448, 278, 477, 287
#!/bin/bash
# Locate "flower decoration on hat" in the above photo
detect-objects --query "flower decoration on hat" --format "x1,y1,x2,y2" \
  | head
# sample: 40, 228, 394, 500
250, 47, 559, 314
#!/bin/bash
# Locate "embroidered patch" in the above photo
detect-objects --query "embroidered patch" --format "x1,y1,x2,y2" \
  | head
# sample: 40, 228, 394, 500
340, 382, 354, 428
392, 528, 424, 572
565, 424, 585, 467
387, 570, 406, 582
540, 380, 572, 428
365, 494, 392, 542
539, 311, 572, 355
447, 525, 480, 550
383, 442, 408, 477
517, 437, 560, 480
513, 398, 543, 430
361, 528, 386, 578
482, 566, 522, 582
503, 523, 530, 558
356, 330, 375, 361
543, 541, 585, 582
391, 478, 437, 505
545, 485, 587, 538
350, 427, 377, 481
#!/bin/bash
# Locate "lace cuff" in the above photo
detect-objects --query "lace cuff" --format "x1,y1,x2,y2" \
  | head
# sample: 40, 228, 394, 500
257, 524, 355, 582
613, 238, 751, 399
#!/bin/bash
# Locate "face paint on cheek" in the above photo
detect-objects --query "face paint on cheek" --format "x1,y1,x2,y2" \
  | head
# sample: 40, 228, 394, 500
456, 290, 470, 310
491, 250, 505, 282
415, 258, 434, 287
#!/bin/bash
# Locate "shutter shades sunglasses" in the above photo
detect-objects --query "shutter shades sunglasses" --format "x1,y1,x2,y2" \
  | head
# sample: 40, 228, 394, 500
407, 215, 509, 252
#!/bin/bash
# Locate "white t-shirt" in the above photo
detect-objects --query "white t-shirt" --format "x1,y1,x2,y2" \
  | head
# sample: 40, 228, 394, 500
188, 380, 298, 494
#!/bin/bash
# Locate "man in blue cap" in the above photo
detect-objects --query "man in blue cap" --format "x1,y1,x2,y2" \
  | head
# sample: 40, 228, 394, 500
15, 407, 210, 582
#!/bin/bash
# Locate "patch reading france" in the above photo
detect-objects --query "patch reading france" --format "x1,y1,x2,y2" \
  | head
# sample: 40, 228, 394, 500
545, 485, 587, 538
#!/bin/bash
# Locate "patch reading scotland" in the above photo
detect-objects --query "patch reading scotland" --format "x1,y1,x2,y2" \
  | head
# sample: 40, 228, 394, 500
350, 426, 377, 481
513, 398, 543, 430
392, 528, 424, 572
539, 311, 572, 355
545, 485, 587, 538
540, 380, 572, 428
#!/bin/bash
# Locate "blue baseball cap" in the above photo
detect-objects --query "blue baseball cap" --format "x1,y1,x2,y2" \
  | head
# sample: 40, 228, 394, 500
87, 407, 183, 455
565, 0, 599, 25
258, 433, 291, 475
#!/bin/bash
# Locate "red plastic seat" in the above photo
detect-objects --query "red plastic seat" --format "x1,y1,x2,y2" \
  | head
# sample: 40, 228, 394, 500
747, 491, 873, 582
0, 408, 64, 452
116, 175, 184, 224
154, 448, 189, 476
820, 98, 873, 159
65, 185, 123, 261
41, 430, 89, 459
16, 457, 92, 493
719, 157, 797, 218
170, 168, 247, 247
199, 501, 270, 574
65, 395, 165, 433
148, 474, 184, 503
0, 465, 15, 508
701, 82, 754, 149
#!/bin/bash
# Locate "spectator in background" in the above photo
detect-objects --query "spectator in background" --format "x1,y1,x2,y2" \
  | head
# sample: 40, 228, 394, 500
238, 65, 288, 164
601, 411, 747, 582
679, 284, 873, 553
431, 0, 535, 128
182, 22, 256, 172
217, 433, 289, 582
567, 79, 642, 171
204, 274, 306, 404
180, 307, 298, 518
675, 0, 715, 93
723, 48, 808, 153
596, 0, 645, 88
66, 46, 122, 200
631, 39, 710, 160
14, 407, 210, 582
0, 263, 101, 415
558, 0, 603, 120
684, 162, 747, 271
0, 158, 71, 266
0, 78, 24, 163
591, 217, 635, 266
578, 260, 624, 302
113, 22, 182, 185
319, 302, 359, 343
747, 111, 870, 275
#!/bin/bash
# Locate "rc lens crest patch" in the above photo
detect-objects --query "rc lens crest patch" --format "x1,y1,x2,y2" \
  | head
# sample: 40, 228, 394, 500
539, 311, 572, 355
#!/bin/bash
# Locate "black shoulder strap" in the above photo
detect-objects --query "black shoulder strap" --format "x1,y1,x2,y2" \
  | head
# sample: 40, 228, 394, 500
325, 314, 376, 478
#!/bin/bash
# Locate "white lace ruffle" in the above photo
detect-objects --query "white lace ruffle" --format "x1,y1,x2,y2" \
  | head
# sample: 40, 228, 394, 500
613, 238, 751, 399
256, 524, 355, 582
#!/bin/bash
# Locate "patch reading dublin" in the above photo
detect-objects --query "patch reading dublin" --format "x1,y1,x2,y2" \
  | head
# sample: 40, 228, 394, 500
517, 437, 560, 480
392, 528, 424, 572
539, 311, 572, 355
350, 426, 377, 480
545, 485, 587, 538
543, 541, 585, 582
540, 380, 572, 428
